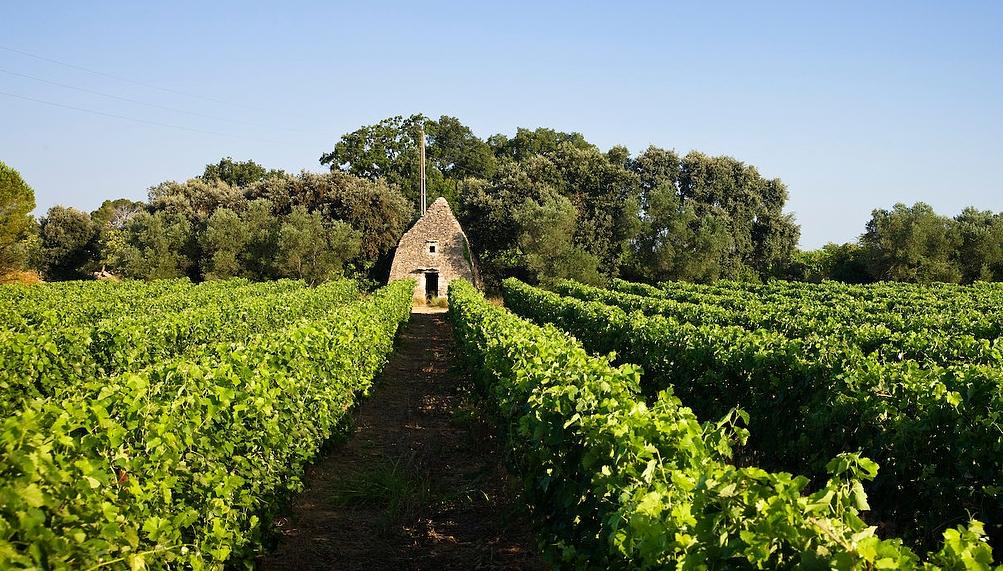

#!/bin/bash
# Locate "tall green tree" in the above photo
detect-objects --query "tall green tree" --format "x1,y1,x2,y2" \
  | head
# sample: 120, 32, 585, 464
147, 178, 246, 224
677, 151, 799, 278
427, 115, 497, 181
457, 160, 556, 287
320, 114, 429, 203
512, 191, 601, 286
200, 157, 284, 188
630, 146, 681, 210
787, 243, 871, 283
546, 143, 641, 274
240, 199, 280, 281
952, 207, 1003, 282
38, 206, 98, 280
199, 208, 248, 279
320, 114, 493, 208
275, 206, 360, 284
110, 210, 194, 279
629, 183, 733, 283
458, 160, 551, 254
91, 198, 144, 229
0, 162, 36, 274
488, 127, 595, 161
861, 202, 962, 283
246, 171, 412, 277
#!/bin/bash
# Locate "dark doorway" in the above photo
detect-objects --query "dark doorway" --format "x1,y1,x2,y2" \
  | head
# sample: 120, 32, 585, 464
425, 271, 439, 300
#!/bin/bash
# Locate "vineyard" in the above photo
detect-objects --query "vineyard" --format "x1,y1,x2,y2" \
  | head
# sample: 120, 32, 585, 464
450, 278, 1000, 569
2, 275, 1000, 569
0, 278, 413, 569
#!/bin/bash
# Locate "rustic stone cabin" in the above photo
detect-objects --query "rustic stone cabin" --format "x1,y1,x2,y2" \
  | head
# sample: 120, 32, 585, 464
389, 197, 477, 302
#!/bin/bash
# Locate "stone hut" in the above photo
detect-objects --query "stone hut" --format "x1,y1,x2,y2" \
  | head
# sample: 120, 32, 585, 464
389, 197, 477, 302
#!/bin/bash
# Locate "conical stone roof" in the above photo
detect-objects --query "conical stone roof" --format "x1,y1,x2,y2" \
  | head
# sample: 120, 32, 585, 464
389, 198, 477, 301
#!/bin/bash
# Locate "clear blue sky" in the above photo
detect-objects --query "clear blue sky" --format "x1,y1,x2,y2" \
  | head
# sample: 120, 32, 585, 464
2, 1, 1000, 248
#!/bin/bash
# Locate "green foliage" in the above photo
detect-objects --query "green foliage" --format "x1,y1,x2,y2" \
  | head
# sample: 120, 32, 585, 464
0, 279, 362, 416
512, 191, 601, 286
320, 114, 428, 199
511, 276, 1003, 554
488, 126, 595, 161
239, 198, 280, 280
630, 183, 732, 282
38, 206, 98, 280
426, 115, 497, 181
200, 156, 284, 188
0, 279, 413, 569
322, 115, 801, 288
0, 162, 36, 273
90, 170, 402, 283
788, 242, 871, 283
952, 207, 1003, 283
676, 151, 800, 278
319, 114, 487, 207
246, 170, 412, 275
630, 145, 681, 210
547, 142, 641, 273
109, 210, 194, 279
199, 208, 248, 279
147, 177, 245, 224
275, 206, 360, 284
787, 204, 1003, 285
90, 198, 145, 274
862, 202, 962, 283
449, 279, 993, 568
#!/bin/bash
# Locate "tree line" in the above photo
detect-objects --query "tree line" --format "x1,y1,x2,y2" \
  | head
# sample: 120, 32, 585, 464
1, 159, 411, 286
1, 114, 1000, 287
789, 203, 1003, 284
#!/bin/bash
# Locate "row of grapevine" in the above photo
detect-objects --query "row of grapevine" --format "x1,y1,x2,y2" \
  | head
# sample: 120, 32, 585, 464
504, 278, 1003, 553
638, 276, 1003, 313
570, 280, 1003, 366
448, 279, 994, 569
0, 278, 198, 331
0, 279, 413, 569
618, 277, 1003, 339
0, 279, 360, 417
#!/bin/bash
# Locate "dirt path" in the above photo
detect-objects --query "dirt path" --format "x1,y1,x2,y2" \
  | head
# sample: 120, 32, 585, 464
257, 312, 544, 571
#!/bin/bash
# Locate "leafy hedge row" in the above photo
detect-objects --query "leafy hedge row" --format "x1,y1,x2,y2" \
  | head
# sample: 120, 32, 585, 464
449, 279, 995, 569
611, 278, 1003, 342
0, 279, 413, 569
0, 279, 199, 331
503, 278, 1003, 556
0, 279, 360, 417
562, 280, 1003, 367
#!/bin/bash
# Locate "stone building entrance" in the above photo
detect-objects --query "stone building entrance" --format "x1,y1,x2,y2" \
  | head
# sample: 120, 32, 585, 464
388, 197, 478, 304
424, 271, 439, 300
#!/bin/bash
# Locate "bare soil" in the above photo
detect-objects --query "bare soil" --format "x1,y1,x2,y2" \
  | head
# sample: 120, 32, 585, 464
257, 312, 545, 571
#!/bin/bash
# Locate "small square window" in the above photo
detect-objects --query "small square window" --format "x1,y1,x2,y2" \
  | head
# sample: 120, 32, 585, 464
429, 244, 436, 253
427, 241, 438, 254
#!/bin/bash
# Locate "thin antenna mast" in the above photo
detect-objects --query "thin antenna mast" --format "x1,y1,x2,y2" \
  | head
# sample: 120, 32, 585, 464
419, 124, 427, 215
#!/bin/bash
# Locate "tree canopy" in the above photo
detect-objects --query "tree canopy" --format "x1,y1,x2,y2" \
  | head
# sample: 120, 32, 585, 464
25, 113, 1002, 288
319, 114, 802, 288
0, 162, 36, 274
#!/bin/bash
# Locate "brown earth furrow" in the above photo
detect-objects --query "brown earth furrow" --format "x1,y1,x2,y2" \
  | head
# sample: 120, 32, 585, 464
257, 312, 544, 571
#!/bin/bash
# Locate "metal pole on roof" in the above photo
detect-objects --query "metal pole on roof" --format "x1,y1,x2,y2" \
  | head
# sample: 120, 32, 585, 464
419, 124, 426, 215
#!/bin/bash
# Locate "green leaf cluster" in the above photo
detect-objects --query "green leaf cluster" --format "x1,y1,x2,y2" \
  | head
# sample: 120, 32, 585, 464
506, 277, 1003, 556
449, 279, 998, 568
0, 279, 413, 568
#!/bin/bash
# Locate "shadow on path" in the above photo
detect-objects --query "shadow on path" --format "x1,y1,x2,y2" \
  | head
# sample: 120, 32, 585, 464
257, 313, 544, 571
